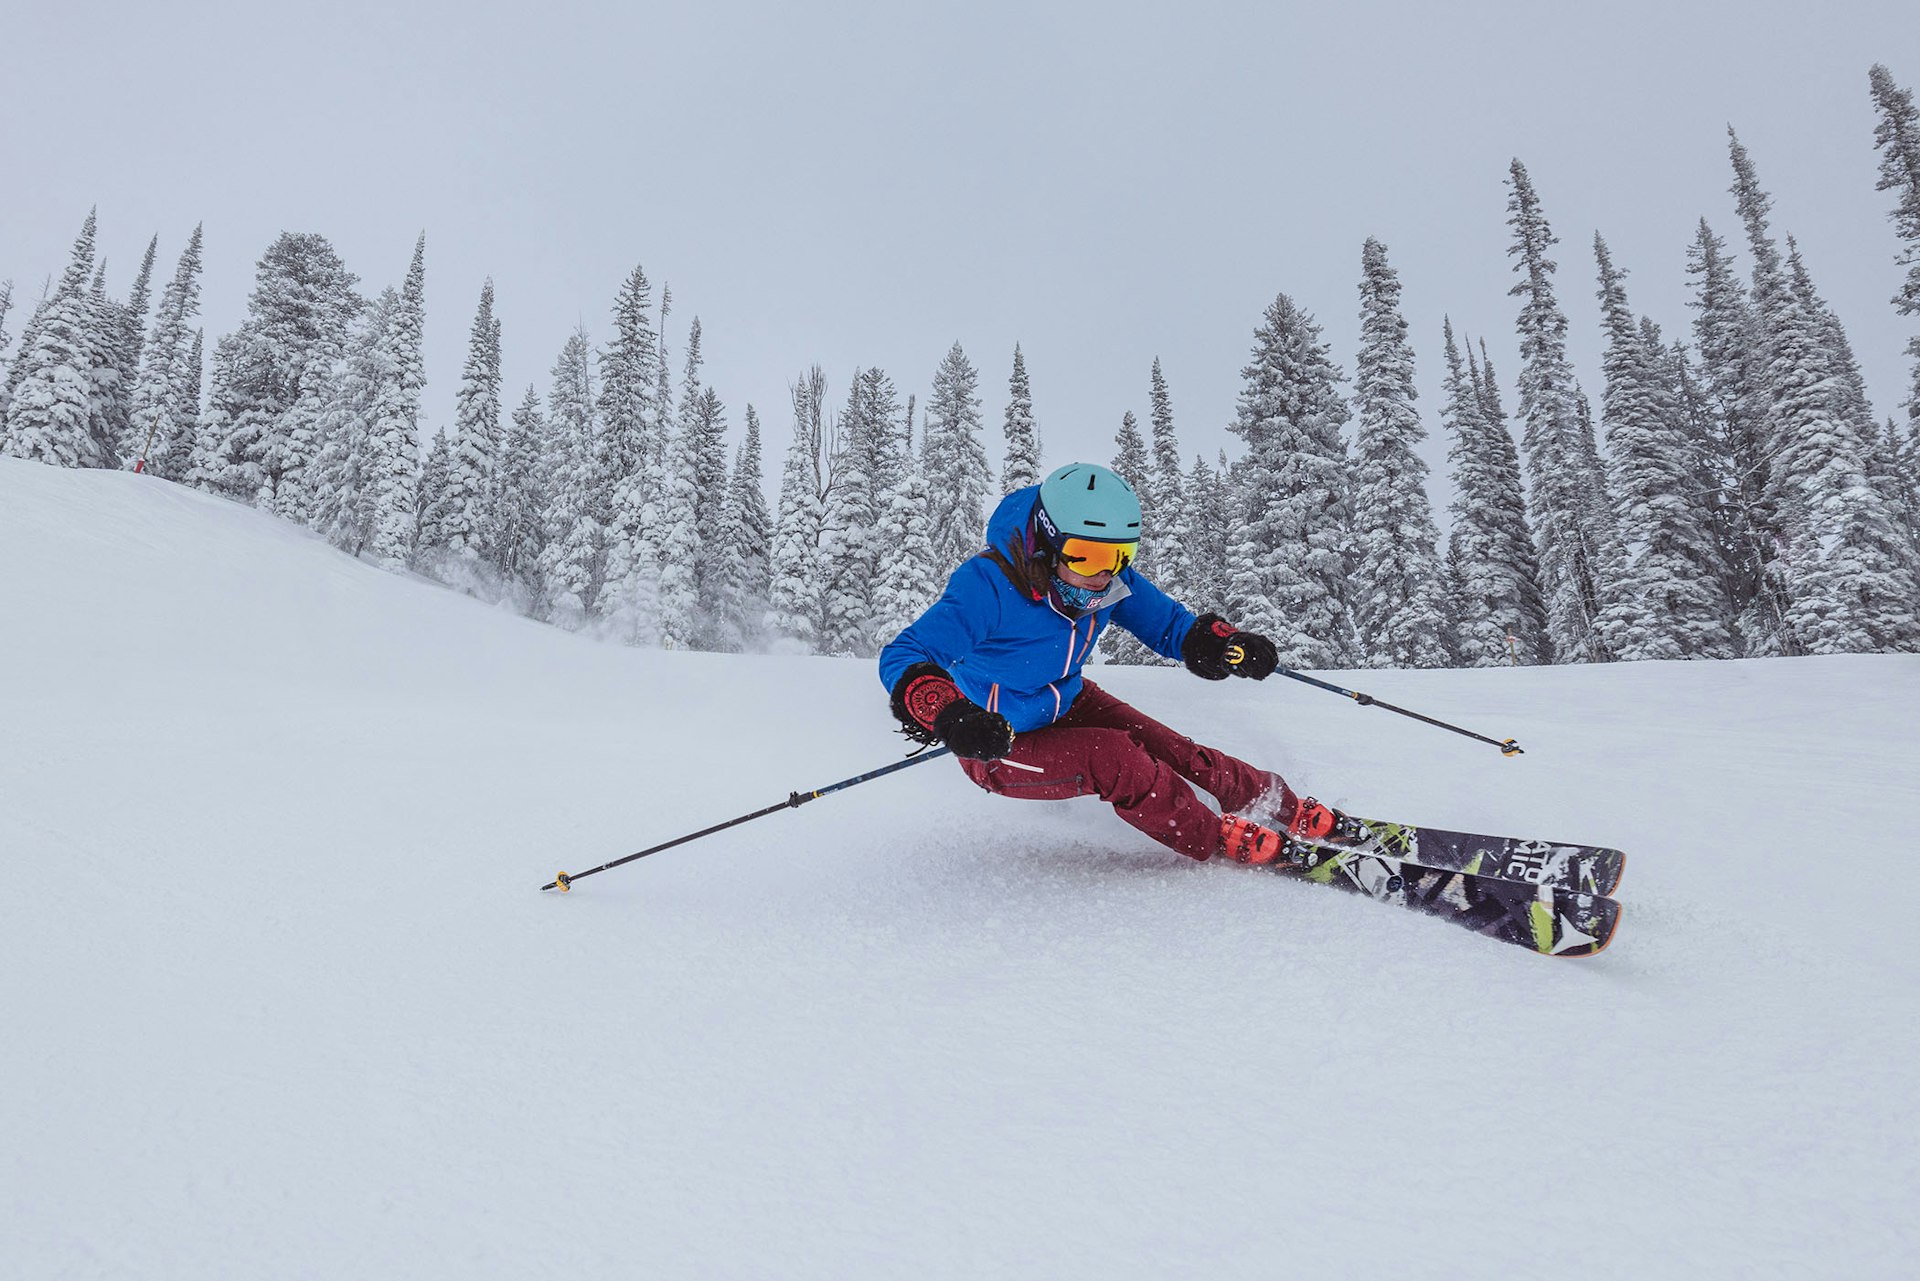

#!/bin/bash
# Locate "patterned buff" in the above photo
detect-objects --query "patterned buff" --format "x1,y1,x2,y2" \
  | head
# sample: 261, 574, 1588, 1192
1052, 575, 1102, 611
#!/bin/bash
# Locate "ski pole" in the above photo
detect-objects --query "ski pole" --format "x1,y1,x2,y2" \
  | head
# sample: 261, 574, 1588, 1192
540, 746, 955, 892
1242, 652, 1524, 756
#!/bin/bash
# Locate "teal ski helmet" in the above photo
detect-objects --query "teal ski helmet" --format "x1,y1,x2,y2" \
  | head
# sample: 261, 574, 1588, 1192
1030, 463, 1142, 574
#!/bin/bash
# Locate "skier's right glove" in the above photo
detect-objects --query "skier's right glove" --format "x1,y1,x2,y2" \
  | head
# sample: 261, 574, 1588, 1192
890, 662, 1015, 760
1182, 613, 1279, 681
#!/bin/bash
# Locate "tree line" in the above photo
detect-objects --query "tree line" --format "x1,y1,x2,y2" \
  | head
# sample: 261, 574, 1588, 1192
4, 65, 1918, 665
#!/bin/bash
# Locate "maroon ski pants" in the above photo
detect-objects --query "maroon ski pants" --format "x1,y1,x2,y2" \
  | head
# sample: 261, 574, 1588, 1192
958, 680, 1289, 860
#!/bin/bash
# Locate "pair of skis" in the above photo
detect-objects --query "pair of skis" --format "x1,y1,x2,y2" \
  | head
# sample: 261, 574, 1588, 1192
1258, 815, 1625, 958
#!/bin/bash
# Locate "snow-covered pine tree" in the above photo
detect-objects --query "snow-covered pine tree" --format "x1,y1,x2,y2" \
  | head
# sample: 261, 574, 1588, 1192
103, 235, 158, 467
1730, 131, 1915, 652
1348, 238, 1451, 669
177, 329, 203, 470
1102, 410, 1160, 664
1180, 453, 1235, 614
707, 404, 773, 651
819, 367, 901, 656
415, 426, 454, 553
1590, 233, 1735, 659
1137, 358, 1194, 604
81, 259, 132, 468
204, 232, 362, 510
1, 211, 110, 468
1653, 331, 1749, 640
1506, 160, 1626, 663
653, 320, 732, 649
0, 278, 14, 399
653, 327, 731, 649
536, 326, 605, 626
359, 234, 426, 567
1224, 291, 1357, 667
3, 278, 54, 419
920, 342, 991, 574
768, 369, 831, 652
596, 268, 674, 642
1000, 343, 1041, 492
121, 237, 156, 373
1787, 237, 1920, 614
1443, 323, 1547, 666
1684, 219, 1785, 651
491, 385, 549, 587
308, 288, 398, 556
0, 279, 13, 432
1870, 64, 1920, 444
124, 225, 204, 478
437, 279, 502, 560
869, 446, 942, 645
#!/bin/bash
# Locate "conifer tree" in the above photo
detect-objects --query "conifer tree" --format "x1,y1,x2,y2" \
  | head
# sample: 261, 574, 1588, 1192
598, 265, 668, 582
125, 226, 204, 477
1143, 358, 1191, 602
708, 405, 773, 651
203, 232, 362, 508
868, 451, 943, 645
2, 211, 111, 468
1179, 453, 1233, 612
1102, 410, 1160, 664
308, 288, 398, 556
1349, 238, 1451, 668
1444, 324, 1547, 665
415, 425, 454, 553
1225, 292, 1357, 667
1870, 64, 1920, 441
438, 280, 501, 559
491, 385, 549, 585
536, 326, 604, 625
1788, 238, 1920, 606
1591, 234, 1735, 658
1730, 131, 1914, 652
653, 321, 731, 649
920, 342, 990, 573
1684, 219, 1784, 650
1506, 160, 1625, 663
360, 234, 426, 566
81, 261, 132, 467
1001, 344, 1041, 491
769, 369, 831, 651
820, 367, 901, 655
121, 237, 157, 378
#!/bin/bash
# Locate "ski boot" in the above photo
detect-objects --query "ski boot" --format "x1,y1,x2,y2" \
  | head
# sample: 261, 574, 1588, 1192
1220, 814, 1300, 867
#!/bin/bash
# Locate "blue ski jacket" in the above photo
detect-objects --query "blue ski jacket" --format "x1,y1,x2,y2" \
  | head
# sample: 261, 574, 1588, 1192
876, 486, 1198, 732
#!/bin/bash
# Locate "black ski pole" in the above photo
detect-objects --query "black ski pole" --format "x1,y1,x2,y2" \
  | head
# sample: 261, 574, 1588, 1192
1238, 650, 1523, 756
540, 746, 955, 892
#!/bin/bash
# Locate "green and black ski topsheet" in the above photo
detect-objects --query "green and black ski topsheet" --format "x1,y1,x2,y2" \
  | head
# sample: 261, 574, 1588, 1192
1281, 842, 1622, 958
1327, 815, 1626, 897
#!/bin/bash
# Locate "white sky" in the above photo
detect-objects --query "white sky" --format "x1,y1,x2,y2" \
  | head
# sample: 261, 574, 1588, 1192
4, 0, 1917, 522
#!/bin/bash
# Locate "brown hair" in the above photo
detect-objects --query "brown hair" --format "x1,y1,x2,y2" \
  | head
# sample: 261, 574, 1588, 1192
982, 533, 1053, 600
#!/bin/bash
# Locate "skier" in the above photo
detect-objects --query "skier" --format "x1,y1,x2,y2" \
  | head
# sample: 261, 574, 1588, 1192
879, 461, 1343, 866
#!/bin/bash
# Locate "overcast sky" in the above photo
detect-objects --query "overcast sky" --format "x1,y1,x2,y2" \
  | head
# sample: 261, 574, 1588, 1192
4, 0, 1917, 522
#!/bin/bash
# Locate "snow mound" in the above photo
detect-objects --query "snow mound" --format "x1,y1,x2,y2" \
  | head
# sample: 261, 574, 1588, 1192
3, 457, 1915, 1278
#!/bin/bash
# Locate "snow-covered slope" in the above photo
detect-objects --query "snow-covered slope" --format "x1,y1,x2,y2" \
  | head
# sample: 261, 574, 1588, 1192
3, 456, 1916, 1279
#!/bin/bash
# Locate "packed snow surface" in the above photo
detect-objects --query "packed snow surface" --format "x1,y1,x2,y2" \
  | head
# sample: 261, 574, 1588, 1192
3, 456, 1916, 1278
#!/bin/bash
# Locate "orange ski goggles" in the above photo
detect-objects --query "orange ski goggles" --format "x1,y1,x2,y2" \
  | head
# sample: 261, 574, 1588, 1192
1054, 536, 1138, 576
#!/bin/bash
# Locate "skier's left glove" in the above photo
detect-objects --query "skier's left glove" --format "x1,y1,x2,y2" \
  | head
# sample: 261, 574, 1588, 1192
1182, 613, 1279, 681
890, 662, 1015, 759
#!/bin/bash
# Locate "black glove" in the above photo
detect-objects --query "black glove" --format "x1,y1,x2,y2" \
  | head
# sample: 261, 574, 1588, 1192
1182, 613, 1279, 681
890, 662, 1015, 759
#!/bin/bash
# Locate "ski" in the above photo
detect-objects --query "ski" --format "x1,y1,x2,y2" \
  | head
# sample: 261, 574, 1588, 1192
1321, 814, 1626, 896
1280, 841, 1622, 957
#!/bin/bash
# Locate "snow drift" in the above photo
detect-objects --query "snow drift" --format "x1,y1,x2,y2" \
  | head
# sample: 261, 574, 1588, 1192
2, 456, 1915, 1278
